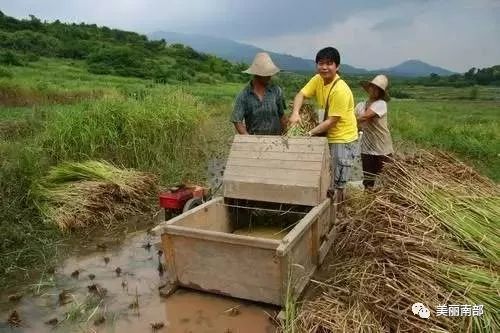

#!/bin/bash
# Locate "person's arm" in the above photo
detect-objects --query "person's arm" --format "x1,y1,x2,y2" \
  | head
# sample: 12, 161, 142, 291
357, 108, 377, 121
277, 86, 288, 132
290, 76, 317, 124
234, 122, 249, 135
357, 101, 387, 122
280, 115, 288, 133
231, 91, 249, 134
289, 92, 305, 124
308, 116, 339, 136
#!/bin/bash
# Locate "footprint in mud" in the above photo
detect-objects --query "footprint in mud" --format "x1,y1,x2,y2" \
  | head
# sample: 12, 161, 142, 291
151, 322, 165, 330
121, 280, 128, 289
58, 289, 72, 305
45, 318, 58, 326
115, 267, 122, 276
87, 284, 107, 298
88, 273, 96, 280
7, 310, 21, 327
7, 294, 22, 302
96, 243, 107, 250
104, 257, 110, 264
94, 315, 105, 326
70, 270, 80, 278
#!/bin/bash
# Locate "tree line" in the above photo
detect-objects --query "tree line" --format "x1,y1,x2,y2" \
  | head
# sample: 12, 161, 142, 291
0, 11, 248, 84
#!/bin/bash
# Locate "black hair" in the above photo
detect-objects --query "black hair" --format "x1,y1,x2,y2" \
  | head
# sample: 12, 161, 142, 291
315, 47, 341, 66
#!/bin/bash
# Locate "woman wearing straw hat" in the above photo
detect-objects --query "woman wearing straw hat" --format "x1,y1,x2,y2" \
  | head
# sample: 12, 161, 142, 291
355, 74, 394, 189
231, 52, 287, 135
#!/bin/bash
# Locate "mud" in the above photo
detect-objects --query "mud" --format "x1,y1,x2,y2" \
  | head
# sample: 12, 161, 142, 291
0, 230, 278, 333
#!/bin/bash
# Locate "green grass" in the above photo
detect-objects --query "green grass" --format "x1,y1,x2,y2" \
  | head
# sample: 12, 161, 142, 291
0, 59, 235, 288
1, 57, 499, 290
390, 100, 500, 181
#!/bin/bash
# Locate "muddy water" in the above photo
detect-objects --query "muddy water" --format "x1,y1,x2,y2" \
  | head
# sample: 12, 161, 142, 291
0, 230, 278, 333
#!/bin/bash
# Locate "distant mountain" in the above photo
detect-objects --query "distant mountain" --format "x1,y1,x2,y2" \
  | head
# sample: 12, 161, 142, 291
377, 59, 455, 77
149, 31, 454, 77
149, 31, 368, 74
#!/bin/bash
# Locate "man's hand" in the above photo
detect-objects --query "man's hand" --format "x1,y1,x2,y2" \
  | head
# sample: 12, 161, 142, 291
234, 122, 249, 135
289, 113, 302, 124
289, 92, 305, 124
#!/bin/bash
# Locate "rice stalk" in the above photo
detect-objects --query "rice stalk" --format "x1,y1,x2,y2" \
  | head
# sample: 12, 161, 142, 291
296, 150, 499, 333
33, 160, 157, 230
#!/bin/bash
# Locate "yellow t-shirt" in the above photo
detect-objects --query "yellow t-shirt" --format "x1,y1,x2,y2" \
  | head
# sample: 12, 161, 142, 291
301, 74, 358, 143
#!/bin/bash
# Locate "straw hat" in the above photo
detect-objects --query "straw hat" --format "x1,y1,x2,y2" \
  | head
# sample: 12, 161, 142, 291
242, 52, 280, 76
361, 74, 389, 99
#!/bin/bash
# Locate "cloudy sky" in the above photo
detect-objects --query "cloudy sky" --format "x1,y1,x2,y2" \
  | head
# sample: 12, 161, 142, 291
1, 0, 499, 72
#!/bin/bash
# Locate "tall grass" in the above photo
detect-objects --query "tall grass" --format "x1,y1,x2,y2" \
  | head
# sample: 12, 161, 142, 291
0, 142, 62, 288
0, 86, 215, 289
390, 100, 500, 181
39, 88, 208, 184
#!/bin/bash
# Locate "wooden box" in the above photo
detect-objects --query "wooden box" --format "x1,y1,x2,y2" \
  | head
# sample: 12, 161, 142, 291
153, 135, 335, 305
223, 135, 331, 206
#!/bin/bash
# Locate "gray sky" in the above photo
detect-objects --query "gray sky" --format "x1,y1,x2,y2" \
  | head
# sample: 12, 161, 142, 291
1, 0, 499, 72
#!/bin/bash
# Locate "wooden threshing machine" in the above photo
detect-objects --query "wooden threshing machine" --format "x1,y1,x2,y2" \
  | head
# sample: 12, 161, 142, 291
152, 135, 335, 306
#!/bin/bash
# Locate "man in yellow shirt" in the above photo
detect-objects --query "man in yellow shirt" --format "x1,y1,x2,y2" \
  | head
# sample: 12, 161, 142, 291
289, 47, 358, 203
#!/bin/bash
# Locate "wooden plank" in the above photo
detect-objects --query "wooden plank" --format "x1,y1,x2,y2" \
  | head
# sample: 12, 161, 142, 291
164, 225, 280, 250
187, 199, 231, 232
152, 197, 224, 235
317, 198, 332, 240
279, 255, 289, 306
223, 173, 319, 187
320, 144, 332, 200
231, 142, 325, 154
319, 226, 336, 264
171, 235, 282, 305
311, 219, 318, 266
161, 233, 177, 284
293, 266, 315, 300
223, 181, 320, 206
226, 158, 323, 171
224, 166, 320, 184
233, 135, 328, 146
285, 223, 315, 302
276, 199, 330, 256
228, 150, 323, 162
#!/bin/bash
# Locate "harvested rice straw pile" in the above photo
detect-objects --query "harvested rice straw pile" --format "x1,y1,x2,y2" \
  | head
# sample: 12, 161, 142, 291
297, 150, 499, 333
34, 160, 158, 230
285, 103, 318, 137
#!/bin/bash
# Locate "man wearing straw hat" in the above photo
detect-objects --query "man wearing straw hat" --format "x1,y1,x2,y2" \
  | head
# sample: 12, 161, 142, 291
231, 52, 287, 135
289, 47, 358, 203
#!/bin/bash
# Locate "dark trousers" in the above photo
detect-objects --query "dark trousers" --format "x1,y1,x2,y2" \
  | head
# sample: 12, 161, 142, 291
361, 154, 392, 189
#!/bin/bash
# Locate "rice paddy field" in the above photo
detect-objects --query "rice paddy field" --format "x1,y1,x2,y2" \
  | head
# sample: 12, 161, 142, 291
1, 58, 499, 332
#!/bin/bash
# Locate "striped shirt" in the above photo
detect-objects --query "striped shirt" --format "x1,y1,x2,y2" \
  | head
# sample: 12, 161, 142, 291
231, 82, 286, 135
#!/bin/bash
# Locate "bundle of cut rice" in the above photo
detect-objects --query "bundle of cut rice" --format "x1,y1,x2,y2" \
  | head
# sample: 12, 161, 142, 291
285, 103, 318, 137
296, 150, 499, 333
34, 161, 158, 230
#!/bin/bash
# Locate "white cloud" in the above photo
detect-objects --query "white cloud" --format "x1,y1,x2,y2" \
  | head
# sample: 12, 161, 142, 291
243, 1, 500, 72
1, 0, 498, 71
